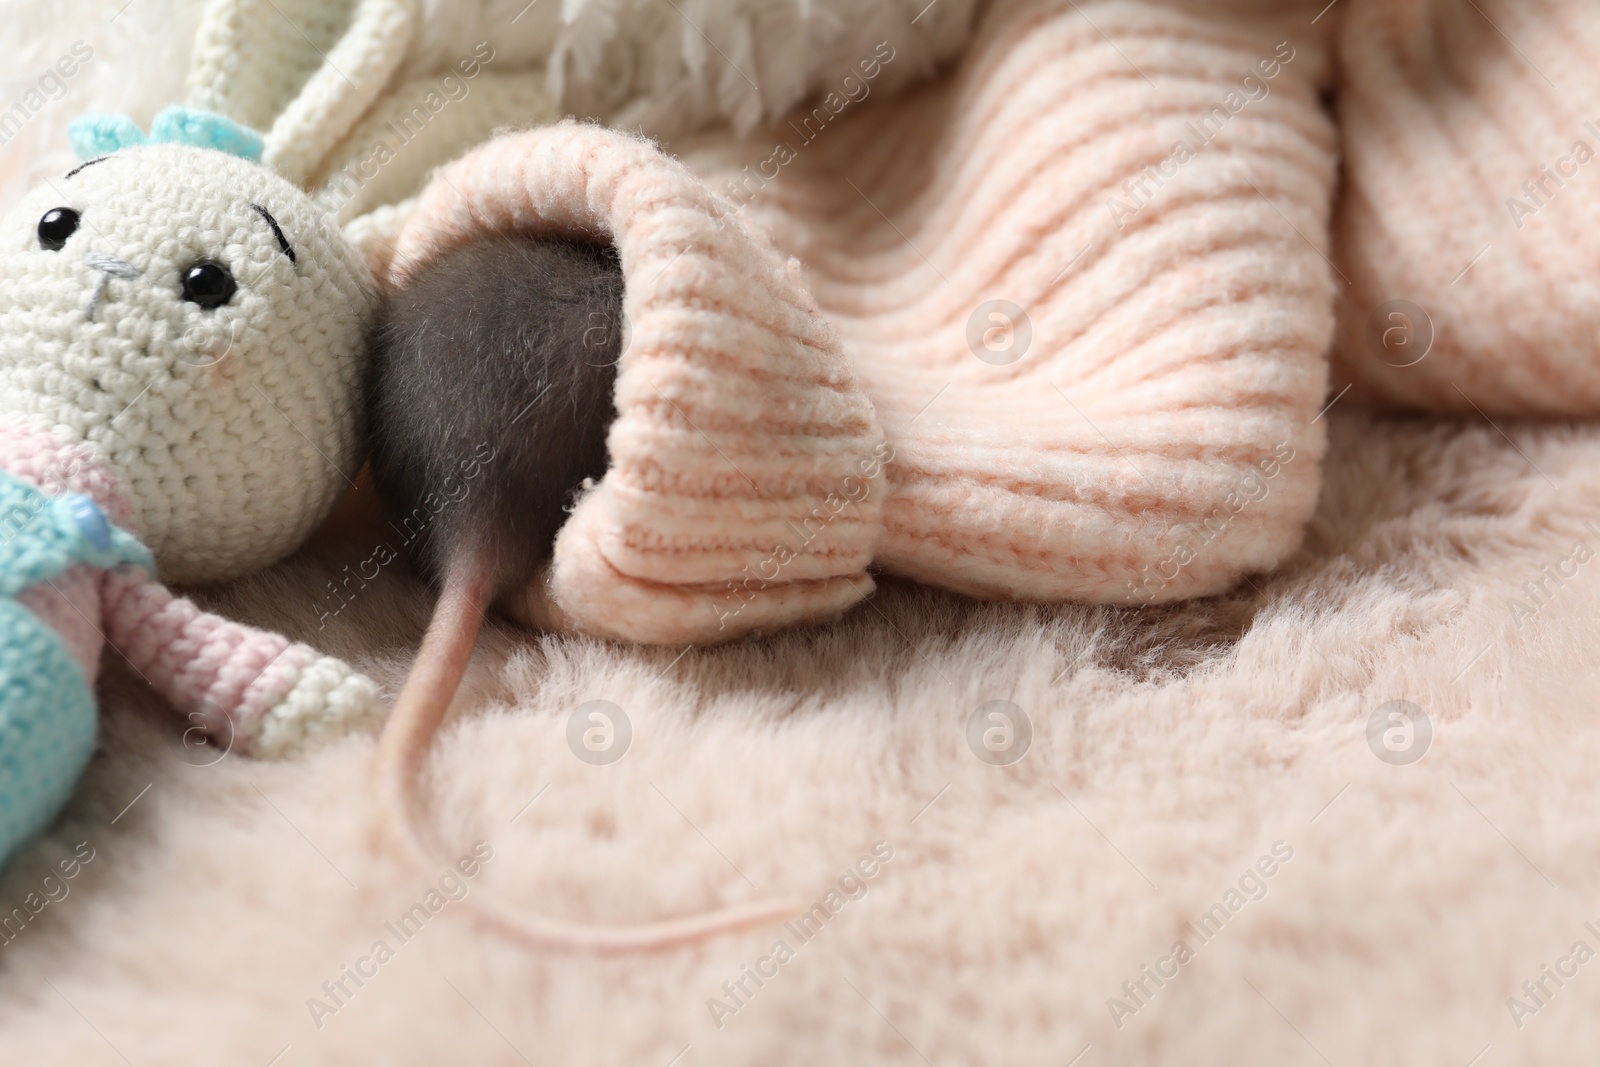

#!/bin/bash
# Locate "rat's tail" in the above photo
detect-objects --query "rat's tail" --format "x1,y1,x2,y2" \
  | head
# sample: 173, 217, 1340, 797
372, 549, 798, 952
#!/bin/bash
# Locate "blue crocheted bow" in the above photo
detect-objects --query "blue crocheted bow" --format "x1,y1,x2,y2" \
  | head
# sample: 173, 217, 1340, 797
68, 107, 264, 163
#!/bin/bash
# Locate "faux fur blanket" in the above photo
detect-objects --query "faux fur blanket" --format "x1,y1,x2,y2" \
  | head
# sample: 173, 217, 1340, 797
4, 409, 1600, 1065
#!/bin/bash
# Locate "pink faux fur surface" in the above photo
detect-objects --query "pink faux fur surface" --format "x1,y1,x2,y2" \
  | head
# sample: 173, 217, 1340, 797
8, 0, 1600, 1063
5, 408, 1600, 1065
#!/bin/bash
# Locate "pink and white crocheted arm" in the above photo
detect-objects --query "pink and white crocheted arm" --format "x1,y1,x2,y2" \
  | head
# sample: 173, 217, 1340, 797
99, 568, 382, 758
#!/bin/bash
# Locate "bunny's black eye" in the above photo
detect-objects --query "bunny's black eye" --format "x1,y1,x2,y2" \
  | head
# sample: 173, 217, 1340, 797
181, 262, 237, 310
37, 208, 79, 251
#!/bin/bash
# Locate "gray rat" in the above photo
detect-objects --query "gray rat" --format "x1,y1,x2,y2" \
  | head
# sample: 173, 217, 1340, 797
365, 234, 797, 951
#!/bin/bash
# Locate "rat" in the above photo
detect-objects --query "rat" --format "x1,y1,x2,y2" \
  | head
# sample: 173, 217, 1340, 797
366, 234, 798, 951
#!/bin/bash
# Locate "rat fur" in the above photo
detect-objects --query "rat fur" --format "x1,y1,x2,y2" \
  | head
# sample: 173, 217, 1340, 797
367, 235, 621, 591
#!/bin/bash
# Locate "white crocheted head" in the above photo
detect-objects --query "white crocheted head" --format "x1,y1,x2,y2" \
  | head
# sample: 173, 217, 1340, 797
0, 143, 372, 583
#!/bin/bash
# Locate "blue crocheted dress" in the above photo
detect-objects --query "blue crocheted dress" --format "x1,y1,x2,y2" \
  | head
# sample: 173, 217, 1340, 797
0, 470, 151, 863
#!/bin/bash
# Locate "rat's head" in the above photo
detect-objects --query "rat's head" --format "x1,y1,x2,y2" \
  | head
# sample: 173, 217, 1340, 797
0, 143, 373, 582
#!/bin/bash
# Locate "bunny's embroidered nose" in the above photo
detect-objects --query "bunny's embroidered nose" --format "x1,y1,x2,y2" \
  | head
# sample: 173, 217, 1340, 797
83, 251, 141, 321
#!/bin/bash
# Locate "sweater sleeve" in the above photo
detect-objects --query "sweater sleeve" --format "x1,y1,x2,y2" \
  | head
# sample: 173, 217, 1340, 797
98, 566, 383, 757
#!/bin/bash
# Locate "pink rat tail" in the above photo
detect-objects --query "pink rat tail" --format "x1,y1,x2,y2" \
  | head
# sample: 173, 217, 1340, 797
372, 549, 800, 952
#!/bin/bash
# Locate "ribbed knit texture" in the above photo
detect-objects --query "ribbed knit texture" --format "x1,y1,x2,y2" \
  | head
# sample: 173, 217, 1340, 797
384, 1, 1341, 629
389, 123, 889, 644
679, 0, 1339, 603
179, 0, 983, 261
1330, 0, 1600, 414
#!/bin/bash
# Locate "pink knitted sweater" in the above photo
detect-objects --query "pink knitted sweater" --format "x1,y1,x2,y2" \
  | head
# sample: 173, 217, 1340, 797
388, 0, 1338, 644
1330, 0, 1600, 414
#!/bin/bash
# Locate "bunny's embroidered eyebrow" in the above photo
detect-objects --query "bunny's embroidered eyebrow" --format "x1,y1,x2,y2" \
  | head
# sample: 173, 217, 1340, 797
64, 157, 108, 179
251, 204, 296, 264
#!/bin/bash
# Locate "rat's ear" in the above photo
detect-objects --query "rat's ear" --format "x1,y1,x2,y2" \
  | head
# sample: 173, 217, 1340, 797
186, 0, 412, 186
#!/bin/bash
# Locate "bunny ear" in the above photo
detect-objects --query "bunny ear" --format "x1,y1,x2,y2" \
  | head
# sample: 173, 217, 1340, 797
185, 0, 413, 187
260, 0, 413, 186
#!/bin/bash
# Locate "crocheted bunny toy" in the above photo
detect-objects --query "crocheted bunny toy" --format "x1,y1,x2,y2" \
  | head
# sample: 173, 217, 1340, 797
0, 113, 381, 866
